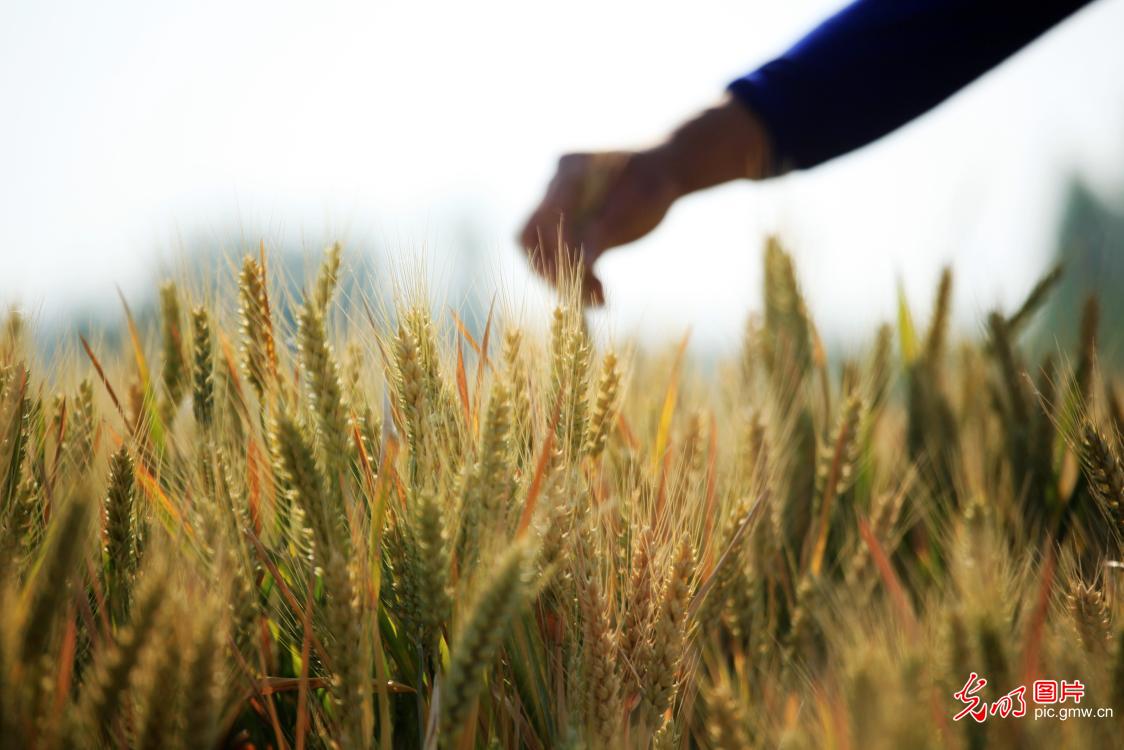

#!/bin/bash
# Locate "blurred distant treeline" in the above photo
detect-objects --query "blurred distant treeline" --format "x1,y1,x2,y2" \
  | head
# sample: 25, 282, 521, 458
1033, 179, 1124, 368
29, 223, 497, 360
20, 178, 1124, 360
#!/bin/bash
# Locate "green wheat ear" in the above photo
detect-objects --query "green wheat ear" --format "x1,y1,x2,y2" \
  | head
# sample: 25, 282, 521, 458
762, 236, 812, 392
67, 377, 97, 470
191, 306, 214, 429
19, 491, 92, 666
298, 299, 350, 478
440, 541, 532, 744
103, 446, 137, 624
272, 410, 334, 552
460, 378, 512, 562
312, 241, 343, 313
159, 281, 188, 422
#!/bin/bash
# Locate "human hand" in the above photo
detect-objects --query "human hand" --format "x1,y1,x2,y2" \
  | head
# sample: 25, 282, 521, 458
518, 96, 772, 306
518, 149, 681, 306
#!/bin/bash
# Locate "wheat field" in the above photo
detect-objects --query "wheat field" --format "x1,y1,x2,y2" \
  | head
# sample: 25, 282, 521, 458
0, 239, 1122, 749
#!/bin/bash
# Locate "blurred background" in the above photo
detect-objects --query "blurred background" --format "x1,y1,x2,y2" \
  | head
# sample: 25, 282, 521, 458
2, 0, 1122, 356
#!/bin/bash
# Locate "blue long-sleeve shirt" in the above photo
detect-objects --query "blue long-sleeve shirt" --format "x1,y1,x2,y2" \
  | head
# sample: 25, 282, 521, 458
728, 0, 1097, 172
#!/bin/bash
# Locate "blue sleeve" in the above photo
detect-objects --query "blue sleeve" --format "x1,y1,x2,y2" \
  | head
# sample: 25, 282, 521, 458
728, 0, 1097, 172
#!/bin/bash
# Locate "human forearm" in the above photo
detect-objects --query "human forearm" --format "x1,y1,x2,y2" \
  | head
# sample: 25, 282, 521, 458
517, 96, 775, 301
650, 94, 774, 197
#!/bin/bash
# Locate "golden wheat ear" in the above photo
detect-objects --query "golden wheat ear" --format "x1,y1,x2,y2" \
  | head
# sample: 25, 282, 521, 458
238, 254, 277, 400
1079, 423, 1124, 533
699, 677, 752, 750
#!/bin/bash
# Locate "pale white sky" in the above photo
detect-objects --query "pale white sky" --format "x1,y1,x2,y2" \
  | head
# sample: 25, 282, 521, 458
1, 0, 1122, 351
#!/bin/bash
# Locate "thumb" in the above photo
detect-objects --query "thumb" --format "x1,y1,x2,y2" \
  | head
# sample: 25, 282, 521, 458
582, 267, 605, 307
578, 239, 605, 307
